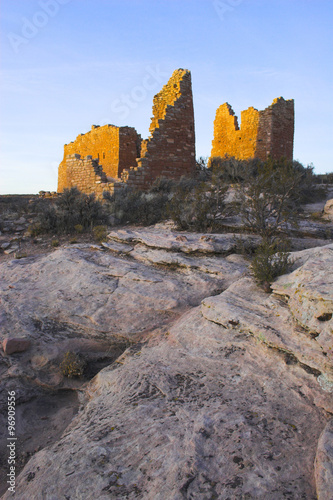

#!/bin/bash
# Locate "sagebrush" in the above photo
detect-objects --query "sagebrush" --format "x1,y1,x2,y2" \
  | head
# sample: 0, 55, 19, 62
251, 238, 291, 289
37, 187, 106, 234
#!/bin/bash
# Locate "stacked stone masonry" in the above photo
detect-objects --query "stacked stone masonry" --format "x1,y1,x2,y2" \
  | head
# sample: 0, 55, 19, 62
210, 97, 294, 163
58, 69, 196, 196
58, 124, 141, 192
121, 69, 196, 189
58, 70, 295, 198
63, 154, 124, 198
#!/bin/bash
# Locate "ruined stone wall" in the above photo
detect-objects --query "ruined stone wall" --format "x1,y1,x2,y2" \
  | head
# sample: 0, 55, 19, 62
63, 154, 123, 199
210, 97, 294, 163
58, 124, 141, 192
211, 104, 259, 161
58, 69, 196, 194
256, 97, 294, 161
121, 69, 196, 190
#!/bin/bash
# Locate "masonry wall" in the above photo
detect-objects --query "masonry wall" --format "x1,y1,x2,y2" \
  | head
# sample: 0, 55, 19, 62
256, 97, 294, 161
58, 124, 141, 192
121, 69, 196, 190
211, 104, 259, 161
210, 97, 294, 163
64, 154, 123, 199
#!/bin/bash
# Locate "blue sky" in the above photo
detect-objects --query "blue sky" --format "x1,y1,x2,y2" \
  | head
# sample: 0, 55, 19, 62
1, 0, 332, 194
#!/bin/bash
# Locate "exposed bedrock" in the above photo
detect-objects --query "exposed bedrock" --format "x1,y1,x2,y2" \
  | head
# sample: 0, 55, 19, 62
0, 228, 332, 499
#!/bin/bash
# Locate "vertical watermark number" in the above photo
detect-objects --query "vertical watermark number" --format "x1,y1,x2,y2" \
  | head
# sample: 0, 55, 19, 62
7, 391, 16, 494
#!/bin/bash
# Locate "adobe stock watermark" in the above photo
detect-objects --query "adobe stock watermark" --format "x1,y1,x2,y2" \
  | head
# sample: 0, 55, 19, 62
213, 0, 244, 21
109, 65, 168, 121
8, 0, 72, 54
7, 391, 16, 494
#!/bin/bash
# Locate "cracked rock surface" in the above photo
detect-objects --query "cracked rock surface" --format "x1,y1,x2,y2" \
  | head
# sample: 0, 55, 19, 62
0, 226, 332, 499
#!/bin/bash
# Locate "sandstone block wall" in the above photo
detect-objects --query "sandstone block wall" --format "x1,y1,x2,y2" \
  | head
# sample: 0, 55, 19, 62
58, 71, 294, 198
210, 97, 294, 163
64, 154, 123, 199
121, 69, 196, 190
58, 124, 141, 192
256, 98, 295, 161
58, 69, 196, 194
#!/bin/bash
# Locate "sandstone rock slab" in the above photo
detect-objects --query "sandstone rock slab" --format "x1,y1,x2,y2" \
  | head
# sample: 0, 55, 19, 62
201, 277, 333, 386
272, 244, 333, 366
5, 307, 329, 500
108, 225, 260, 255
130, 244, 248, 286
315, 419, 333, 500
101, 240, 134, 254
0, 247, 229, 344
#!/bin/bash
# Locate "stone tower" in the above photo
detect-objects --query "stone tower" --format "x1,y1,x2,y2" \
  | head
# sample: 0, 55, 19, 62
57, 68, 196, 195
121, 68, 196, 189
210, 97, 294, 163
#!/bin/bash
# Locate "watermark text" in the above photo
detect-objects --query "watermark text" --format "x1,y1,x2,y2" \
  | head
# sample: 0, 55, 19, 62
7, 391, 16, 494
110, 65, 168, 120
213, 0, 244, 21
8, 0, 72, 53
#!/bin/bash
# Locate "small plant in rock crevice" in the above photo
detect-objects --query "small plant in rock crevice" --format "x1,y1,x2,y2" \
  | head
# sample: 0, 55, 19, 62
93, 225, 108, 242
60, 351, 86, 378
250, 238, 292, 292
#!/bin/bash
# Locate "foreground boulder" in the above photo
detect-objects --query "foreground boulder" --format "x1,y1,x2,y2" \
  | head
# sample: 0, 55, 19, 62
324, 198, 333, 221
2, 338, 31, 355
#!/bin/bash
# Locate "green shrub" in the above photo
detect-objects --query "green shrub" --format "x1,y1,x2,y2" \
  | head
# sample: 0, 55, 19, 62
104, 186, 170, 226
60, 351, 86, 378
251, 239, 291, 291
51, 239, 59, 247
232, 235, 256, 256
27, 222, 43, 237
37, 187, 107, 234
38, 205, 58, 233
237, 158, 313, 239
93, 225, 108, 242
208, 155, 259, 184
167, 176, 228, 232
195, 157, 211, 182
148, 177, 176, 194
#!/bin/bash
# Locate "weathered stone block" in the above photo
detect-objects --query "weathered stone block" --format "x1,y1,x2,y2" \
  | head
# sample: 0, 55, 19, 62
3, 338, 31, 355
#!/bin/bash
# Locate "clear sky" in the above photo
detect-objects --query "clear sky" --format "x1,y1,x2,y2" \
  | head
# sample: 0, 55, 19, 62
1, 0, 332, 194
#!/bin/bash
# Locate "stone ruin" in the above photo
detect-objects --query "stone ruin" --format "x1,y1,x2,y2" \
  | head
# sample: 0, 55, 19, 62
57, 69, 295, 198
57, 69, 196, 198
57, 125, 142, 191
210, 97, 294, 163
